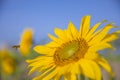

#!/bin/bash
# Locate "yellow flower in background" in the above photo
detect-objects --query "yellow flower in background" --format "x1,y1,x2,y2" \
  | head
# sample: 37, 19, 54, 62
0, 49, 16, 74
27, 15, 120, 80
19, 28, 33, 56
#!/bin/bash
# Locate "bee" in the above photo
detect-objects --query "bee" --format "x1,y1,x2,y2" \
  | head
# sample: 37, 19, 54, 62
12, 45, 20, 50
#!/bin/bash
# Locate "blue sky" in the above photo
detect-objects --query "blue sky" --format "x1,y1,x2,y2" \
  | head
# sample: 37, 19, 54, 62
0, 0, 120, 45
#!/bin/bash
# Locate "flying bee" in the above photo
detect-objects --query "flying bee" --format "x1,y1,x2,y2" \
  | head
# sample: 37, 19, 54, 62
12, 45, 20, 50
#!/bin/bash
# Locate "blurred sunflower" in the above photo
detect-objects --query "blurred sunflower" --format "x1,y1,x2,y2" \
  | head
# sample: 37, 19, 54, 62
0, 49, 16, 75
19, 28, 33, 56
27, 15, 120, 80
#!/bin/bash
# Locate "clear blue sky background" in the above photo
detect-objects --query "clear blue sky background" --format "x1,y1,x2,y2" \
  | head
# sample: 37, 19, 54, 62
0, 0, 120, 45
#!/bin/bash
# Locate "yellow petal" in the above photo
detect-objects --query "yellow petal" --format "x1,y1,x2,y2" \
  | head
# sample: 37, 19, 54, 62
28, 66, 41, 75
70, 74, 77, 80
33, 66, 55, 80
54, 28, 68, 42
27, 57, 53, 67
69, 62, 81, 74
48, 34, 63, 44
88, 43, 114, 52
79, 59, 94, 79
42, 67, 59, 80
57, 64, 70, 76
68, 21, 79, 39
102, 30, 120, 43
86, 28, 102, 42
26, 56, 46, 63
97, 57, 114, 77
34, 45, 55, 56
80, 15, 91, 37
45, 41, 59, 48
86, 20, 107, 41
79, 59, 102, 80
89, 23, 114, 45
85, 52, 99, 60
85, 22, 101, 40
65, 29, 73, 41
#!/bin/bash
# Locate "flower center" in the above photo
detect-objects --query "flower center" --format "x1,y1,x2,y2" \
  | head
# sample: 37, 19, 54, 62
54, 38, 89, 66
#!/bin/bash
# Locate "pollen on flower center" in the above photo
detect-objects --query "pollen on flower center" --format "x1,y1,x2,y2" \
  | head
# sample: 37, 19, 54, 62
54, 38, 89, 66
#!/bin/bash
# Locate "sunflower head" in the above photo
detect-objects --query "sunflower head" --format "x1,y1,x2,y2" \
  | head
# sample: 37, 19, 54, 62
19, 28, 33, 56
0, 49, 16, 74
54, 38, 89, 66
27, 15, 119, 80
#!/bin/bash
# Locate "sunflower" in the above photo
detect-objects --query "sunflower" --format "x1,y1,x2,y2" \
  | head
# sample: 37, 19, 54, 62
19, 28, 33, 56
26, 15, 120, 80
0, 49, 16, 74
